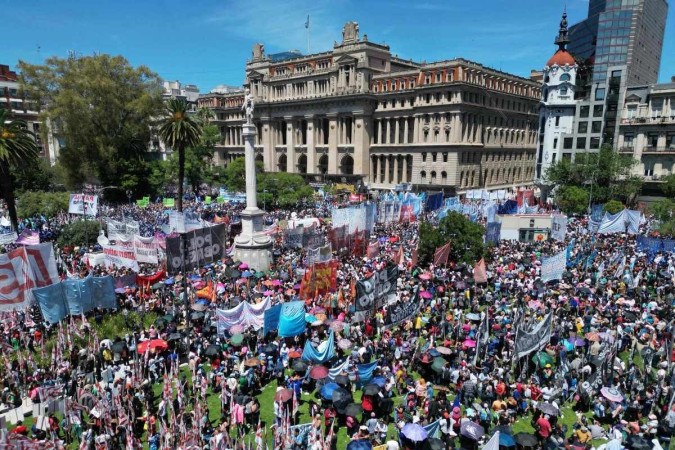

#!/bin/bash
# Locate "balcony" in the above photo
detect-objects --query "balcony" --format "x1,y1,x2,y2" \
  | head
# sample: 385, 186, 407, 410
618, 146, 634, 153
642, 146, 675, 154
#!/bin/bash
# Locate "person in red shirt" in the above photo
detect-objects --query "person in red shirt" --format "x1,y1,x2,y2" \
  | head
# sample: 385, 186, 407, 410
495, 379, 507, 398
536, 414, 552, 442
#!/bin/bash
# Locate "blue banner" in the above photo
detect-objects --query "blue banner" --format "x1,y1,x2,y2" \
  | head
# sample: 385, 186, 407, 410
34, 283, 68, 324
63, 277, 93, 316
278, 301, 306, 338
302, 331, 335, 363
636, 235, 675, 254
425, 192, 443, 212
485, 222, 501, 245
263, 304, 282, 335
356, 360, 378, 387
92, 276, 118, 309
35, 276, 117, 324
497, 200, 517, 215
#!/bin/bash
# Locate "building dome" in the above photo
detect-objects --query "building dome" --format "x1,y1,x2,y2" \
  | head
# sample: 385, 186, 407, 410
546, 49, 575, 67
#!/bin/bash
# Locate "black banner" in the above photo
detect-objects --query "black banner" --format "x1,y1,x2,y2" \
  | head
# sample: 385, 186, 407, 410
383, 287, 419, 328
166, 224, 227, 275
283, 227, 303, 249
355, 265, 398, 311
302, 227, 324, 249
514, 313, 552, 358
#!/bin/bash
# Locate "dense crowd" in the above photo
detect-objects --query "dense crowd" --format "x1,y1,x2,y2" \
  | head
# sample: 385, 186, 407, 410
0, 198, 673, 450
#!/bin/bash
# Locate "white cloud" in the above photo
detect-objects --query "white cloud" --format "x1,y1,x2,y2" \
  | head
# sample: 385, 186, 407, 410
203, 0, 347, 54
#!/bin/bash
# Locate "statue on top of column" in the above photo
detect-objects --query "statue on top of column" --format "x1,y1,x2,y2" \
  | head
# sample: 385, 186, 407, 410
242, 88, 254, 125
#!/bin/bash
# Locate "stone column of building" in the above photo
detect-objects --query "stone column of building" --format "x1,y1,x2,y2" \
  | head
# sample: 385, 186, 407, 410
285, 118, 296, 173
452, 114, 460, 142
353, 114, 370, 179
394, 119, 400, 145
403, 119, 409, 144
306, 116, 316, 174
402, 155, 408, 183
384, 155, 390, 184
328, 114, 338, 174
261, 118, 274, 172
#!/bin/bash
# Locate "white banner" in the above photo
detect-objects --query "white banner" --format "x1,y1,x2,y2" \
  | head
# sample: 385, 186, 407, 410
102, 242, 139, 272
551, 215, 567, 242
541, 250, 566, 282
68, 194, 98, 216
0, 243, 59, 311
106, 220, 127, 241
133, 235, 158, 264
0, 231, 18, 245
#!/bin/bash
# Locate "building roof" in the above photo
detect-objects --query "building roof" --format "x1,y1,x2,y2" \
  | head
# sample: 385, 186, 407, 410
546, 49, 576, 67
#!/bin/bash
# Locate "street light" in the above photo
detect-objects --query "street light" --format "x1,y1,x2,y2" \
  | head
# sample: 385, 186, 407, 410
126, 190, 132, 205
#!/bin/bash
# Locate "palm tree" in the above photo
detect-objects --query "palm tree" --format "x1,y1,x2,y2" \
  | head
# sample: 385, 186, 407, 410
0, 109, 40, 231
158, 99, 202, 212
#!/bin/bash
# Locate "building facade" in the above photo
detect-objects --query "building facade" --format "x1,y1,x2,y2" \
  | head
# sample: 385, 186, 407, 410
0, 64, 57, 163
617, 82, 675, 194
198, 22, 541, 193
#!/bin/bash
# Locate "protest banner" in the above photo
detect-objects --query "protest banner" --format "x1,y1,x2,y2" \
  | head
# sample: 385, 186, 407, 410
102, 241, 139, 272
541, 250, 566, 282
514, 313, 552, 358
383, 287, 420, 328
68, 194, 98, 216
133, 235, 159, 264
165, 224, 227, 274
355, 265, 398, 311
0, 243, 60, 311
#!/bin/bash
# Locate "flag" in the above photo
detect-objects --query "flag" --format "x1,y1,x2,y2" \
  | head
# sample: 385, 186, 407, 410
614, 256, 626, 279
433, 242, 451, 266
305, 14, 309, 28
393, 246, 404, 265
633, 269, 642, 288
483, 431, 500, 450
473, 258, 487, 283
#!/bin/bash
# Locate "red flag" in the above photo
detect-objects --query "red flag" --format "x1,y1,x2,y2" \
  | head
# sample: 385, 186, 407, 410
367, 242, 379, 259
393, 246, 404, 265
433, 242, 451, 266
411, 242, 419, 267
473, 258, 488, 283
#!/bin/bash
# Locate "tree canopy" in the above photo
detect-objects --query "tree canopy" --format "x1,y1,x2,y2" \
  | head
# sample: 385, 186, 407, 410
418, 212, 485, 266
545, 145, 642, 206
18, 54, 163, 190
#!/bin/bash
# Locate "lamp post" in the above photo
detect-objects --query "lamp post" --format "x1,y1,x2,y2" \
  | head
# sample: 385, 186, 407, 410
126, 190, 132, 205
624, 219, 630, 252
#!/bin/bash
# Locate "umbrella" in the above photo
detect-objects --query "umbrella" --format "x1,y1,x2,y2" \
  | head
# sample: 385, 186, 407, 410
334, 375, 349, 387
239, 263, 249, 270
162, 314, 174, 322
569, 337, 585, 347
190, 312, 205, 321
401, 423, 428, 442
362, 384, 380, 396
346, 440, 372, 450
167, 333, 182, 342
254, 271, 265, 278
428, 348, 440, 357
151, 282, 164, 290
532, 352, 554, 367
499, 433, 516, 448
244, 358, 261, 367
585, 332, 601, 342
514, 432, 538, 447
428, 438, 445, 450
137, 339, 168, 354
259, 344, 277, 354
338, 339, 353, 350
230, 334, 244, 346
242, 270, 252, 278
111, 341, 127, 353
600, 387, 624, 403
320, 382, 339, 400
272, 279, 282, 287
536, 402, 559, 416
563, 340, 575, 352
460, 421, 485, 440
432, 357, 447, 373
164, 278, 174, 285
291, 360, 309, 373
263, 290, 275, 296
344, 403, 363, 417
331, 321, 346, 332
419, 290, 432, 299
229, 324, 245, 335
191, 303, 207, 312
288, 350, 302, 359
626, 435, 651, 450
204, 345, 221, 357
309, 365, 329, 380
370, 376, 386, 388
274, 388, 293, 402
463, 339, 477, 348
114, 288, 126, 294
419, 273, 432, 281
466, 313, 481, 321
331, 387, 351, 405
436, 346, 452, 355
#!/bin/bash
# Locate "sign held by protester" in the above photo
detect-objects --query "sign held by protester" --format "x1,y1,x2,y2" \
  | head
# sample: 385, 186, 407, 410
355, 265, 398, 311
68, 194, 98, 216
165, 224, 227, 274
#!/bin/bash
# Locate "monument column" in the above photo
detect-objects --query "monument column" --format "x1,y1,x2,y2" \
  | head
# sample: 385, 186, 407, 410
233, 89, 273, 271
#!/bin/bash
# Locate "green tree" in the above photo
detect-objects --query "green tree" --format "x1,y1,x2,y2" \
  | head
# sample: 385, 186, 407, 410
649, 198, 675, 223
661, 174, 675, 199
19, 54, 164, 190
57, 219, 101, 247
546, 145, 642, 205
259, 172, 315, 208
12, 157, 64, 192
604, 199, 624, 215
0, 109, 40, 230
17, 191, 70, 219
418, 212, 485, 266
223, 157, 264, 192
157, 99, 202, 211
555, 186, 590, 215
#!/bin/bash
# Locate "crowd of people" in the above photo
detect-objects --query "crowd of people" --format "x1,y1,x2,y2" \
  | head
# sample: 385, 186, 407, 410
0, 196, 673, 450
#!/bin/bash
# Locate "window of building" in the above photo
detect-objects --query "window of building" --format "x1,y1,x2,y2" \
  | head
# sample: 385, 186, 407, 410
442, 152, 448, 162
578, 122, 588, 133
553, 138, 558, 149
420, 170, 427, 181
441, 171, 447, 182
430, 171, 437, 183
626, 105, 637, 119
595, 88, 606, 101
560, 87, 568, 96
555, 116, 560, 127
623, 133, 634, 147
579, 106, 589, 118
591, 121, 602, 133
563, 137, 573, 149
644, 163, 654, 177
432, 152, 437, 162
648, 133, 659, 149
666, 134, 675, 149
651, 100, 663, 118
551, 153, 557, 164
593, 105, 604, 117
559, 73, 570, 82
422, 152, 427, 162
576, 137, 586, 149
590, 137, 600, 149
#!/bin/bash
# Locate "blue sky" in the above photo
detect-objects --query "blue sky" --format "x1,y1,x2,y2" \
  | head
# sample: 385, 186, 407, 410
4, 0, 674, 92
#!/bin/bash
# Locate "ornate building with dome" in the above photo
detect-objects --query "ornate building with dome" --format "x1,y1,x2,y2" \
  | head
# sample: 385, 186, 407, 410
197, 22, 542, 194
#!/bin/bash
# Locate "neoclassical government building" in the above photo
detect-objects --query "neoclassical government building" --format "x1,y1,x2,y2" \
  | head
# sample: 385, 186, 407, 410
197, 22, 541, 193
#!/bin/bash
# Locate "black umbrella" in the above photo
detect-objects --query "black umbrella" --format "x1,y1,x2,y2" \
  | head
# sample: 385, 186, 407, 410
536, 402, 560, 417
514, 432, 538, 447
362, 384, 380, 396
168, 333, 182, 342
291, 360, 309, 373
460, 421, 484, 441
204, 344, 221, 357
344, 403, 363, 417
190, 311, 205, 321
626, 435, 651, 450
259, 344, 277, 355
428, 438, 445, 450
227, 269, 241, 279
111, 341, 126, 353
331, 387, 351, 405
334, 375, 350, 387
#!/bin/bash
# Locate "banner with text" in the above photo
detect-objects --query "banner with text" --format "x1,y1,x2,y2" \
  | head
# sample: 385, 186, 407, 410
165, 224, 227, 274
383, 287, 419, 328
0, 243, 60, 311
68, 194, 99, 216
355, 265, 398, 311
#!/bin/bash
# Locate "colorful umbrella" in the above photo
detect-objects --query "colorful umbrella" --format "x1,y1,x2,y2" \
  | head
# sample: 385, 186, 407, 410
229, 324, 245, 335
331, 321, 346, 332
309, 365, 329, 380
436, 346, 452, 355
320, 382, 339, 400
460, 421, 485, 440
239, 263, 249, 270
137, 339, 168, 354
585, 332, 601, 342
419, 273, 432, 281
230, 334, 244, 346
600, 387, 624, 403
274, 388, 293, 402
532, 351, 554, 367
338, 339, 353, 350
401, 423, 428, 442
263, 290, 275, 296
244, 358, 261, 367
462, 339, 477, 348
288, 350, 302, 359
419, 290, 432, 299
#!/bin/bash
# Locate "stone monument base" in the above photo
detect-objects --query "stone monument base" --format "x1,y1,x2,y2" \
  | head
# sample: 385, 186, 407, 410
233, 208, 273, 272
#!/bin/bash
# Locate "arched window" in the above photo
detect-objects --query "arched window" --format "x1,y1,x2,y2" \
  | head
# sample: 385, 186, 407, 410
278, 154, 287, 172
559, 73, 570, 81
318, 154, 328, 174
420, 170, 427, 181
430, 171, 437, 184
441, 171, 447, 183
297, 154, 307, 173
340, 154, 354, 175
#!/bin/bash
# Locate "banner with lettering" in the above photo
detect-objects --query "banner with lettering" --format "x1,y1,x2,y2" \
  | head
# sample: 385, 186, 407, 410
133, 235, 159, 264
102, 241, 140, 272
355, 265, 398, 311
0, 243, 59, 311
514, 313, 552, 358
299, 260, 338, 300
541, 250, 566, 282
383, 287, 420, 328
165, 224, 227, 275
106, 220, 128, 241
68, 194, 98, 216
306, 244, 332, 265
328, 225, 349, 253
551, 215, 567, 242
